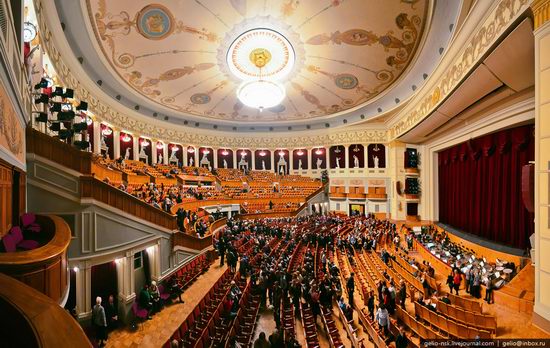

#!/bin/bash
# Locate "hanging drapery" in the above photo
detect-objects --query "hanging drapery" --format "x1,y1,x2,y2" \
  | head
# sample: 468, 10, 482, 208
438, 125, 534, 250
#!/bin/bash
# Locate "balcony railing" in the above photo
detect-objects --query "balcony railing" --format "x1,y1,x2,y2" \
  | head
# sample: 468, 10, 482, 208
80, 176, 178, 230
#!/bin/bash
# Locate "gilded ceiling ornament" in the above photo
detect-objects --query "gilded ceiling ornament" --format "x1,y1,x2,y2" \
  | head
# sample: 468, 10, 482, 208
281, 0, 300, 17
136, 4, 174, 40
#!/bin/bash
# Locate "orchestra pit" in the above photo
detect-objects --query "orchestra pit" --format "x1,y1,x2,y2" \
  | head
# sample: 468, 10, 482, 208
2, 0, 550, 347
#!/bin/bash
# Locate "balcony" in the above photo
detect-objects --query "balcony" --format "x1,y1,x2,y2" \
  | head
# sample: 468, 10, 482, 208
0, 215, 71, 304
0, 273, 91, 347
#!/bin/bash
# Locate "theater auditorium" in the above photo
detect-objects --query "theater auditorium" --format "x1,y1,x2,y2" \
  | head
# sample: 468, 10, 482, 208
1, 0, 550, 347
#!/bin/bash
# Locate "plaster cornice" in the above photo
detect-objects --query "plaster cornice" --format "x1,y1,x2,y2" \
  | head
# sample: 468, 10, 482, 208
33, 0, 529, 147
387, 0, 531, 139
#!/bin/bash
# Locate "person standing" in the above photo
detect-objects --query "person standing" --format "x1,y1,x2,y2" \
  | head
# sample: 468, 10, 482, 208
375, 304, 390, 336
105, 294, 119, 332
347, 273, 355, 305
452, 269, 462, 295
92, 296, 108, 347
398, 280, 407, 308
485, 278, 494, 304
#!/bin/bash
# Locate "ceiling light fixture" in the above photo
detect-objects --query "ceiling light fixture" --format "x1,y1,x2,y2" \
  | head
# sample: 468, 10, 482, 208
241, 151, 247, 157
101, 127, 112, 136
140, 140, 149, 147
187, 146, 195, 153
221, 149, 229, 156
156, 142, 164, 150
259, 150, 267, 157
121, 133, 131, 142
203, 149, 210, 154
296, 150, 304, 156
229, 28, 294, 111
315, 148, 323, 155
237, 80, 285, 111
278, 150, 285, 157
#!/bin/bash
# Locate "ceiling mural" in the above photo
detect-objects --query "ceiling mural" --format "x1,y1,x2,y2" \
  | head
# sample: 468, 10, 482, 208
85, 0, 428, 122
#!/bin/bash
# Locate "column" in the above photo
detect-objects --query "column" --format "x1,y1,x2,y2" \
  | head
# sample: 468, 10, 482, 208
74, 260, 92, 319
213, 148, 218, 169
93, 121, 100, 154
183, 146, 188, 167
233, 150, 237, 170
152, 140, 158, 164
116, 252, 136, 323
251, 149, 256, 171
163, 143, 168, 165
344, 145, 349, 169
132, 136, 139, 161
307, 148, 312, 175
533, 0, 550, 330
147, 243, 161, 282
113, 129, 120, 159
290, 149, 294, 172
271, 149, 275, 173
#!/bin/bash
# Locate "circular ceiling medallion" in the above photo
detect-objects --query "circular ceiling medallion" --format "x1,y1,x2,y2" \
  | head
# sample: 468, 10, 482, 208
335, 74, 359, 89
190, 93, 211, 105
227, 28, 295, 81
136, 4, 174, 40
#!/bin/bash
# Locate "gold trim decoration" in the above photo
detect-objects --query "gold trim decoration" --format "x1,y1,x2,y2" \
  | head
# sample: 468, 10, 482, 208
389, 0, 530, 139
532, 0, 550, 29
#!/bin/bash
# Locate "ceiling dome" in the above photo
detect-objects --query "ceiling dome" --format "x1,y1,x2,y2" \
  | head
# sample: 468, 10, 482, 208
51, 0, 462, 132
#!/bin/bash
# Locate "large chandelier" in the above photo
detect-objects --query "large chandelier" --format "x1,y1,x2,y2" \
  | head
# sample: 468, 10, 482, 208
237, 80, 285, 109
228, 28, 294, 111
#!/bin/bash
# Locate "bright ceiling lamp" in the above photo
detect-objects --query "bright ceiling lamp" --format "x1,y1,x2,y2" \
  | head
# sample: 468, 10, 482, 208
121, 133, 131, 142
221, 149, 229, 156
156, 142, 164, 149
229, 28, 294, 110
187, 146, 195, 153
140, 140, 149, 147
315, 148, 323, 155
296, 150, 304, 156
237, 80, 285, 110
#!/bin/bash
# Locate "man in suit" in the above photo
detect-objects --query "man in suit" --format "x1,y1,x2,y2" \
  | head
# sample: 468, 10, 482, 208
105, 294, 118, 332
347, 273, 355, 305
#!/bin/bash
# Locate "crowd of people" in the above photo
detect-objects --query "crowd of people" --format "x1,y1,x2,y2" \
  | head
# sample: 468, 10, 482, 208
211, 214, 416, 348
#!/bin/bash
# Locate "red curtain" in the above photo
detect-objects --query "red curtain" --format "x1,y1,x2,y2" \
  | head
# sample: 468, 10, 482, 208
438, 125, 534, 250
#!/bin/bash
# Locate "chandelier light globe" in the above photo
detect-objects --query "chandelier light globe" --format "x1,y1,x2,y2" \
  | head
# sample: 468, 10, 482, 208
237, 80, 285, 110
156, 142, 164, 150
140, 140, 149, 147
221, 149, 229, 156
187, 146, 195, 153
101, 127, 112, 136
315, 148, 323, 155
296, 150, 304, 156
121, 133, 131, 142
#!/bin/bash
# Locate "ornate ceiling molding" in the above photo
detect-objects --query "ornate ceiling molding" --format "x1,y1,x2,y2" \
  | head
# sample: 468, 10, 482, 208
33, 0, 389, 148
34, 0, 526, 147
388, 0, 530, 139
532, 0, 550, 29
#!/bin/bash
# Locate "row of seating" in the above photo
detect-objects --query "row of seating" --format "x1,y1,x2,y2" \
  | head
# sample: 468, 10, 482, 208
393, 252, 439, 292
164, 253, 211, 291
300, 301, 321, 348
394, 305, 444, 340
223, 281, 261, 347
168, 268, 235, 347
447, 292, 483, 313
387, 258, 425, 296
282, 241, 307, 341
414, 302, 492, 339
334, 247, 388, 348
436, 300, 496, 332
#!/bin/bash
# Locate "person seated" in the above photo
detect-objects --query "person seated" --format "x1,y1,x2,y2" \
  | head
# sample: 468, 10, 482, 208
138, 284, 153, 319
149, 281, 161, 314
439, 294, 451, 305
170, 277, 184, 303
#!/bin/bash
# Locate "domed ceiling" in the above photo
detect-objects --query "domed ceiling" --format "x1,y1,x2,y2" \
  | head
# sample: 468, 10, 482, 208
81, 0, 428, 124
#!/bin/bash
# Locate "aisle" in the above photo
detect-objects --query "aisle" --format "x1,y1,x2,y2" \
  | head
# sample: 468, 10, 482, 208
105, 263, 227, 348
